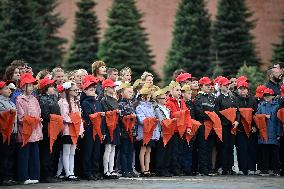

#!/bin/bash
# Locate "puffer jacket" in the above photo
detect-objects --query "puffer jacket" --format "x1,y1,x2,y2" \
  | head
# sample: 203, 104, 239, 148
0, 95, 17, 133
16, 94, 43, 142
256, 100, 283, 145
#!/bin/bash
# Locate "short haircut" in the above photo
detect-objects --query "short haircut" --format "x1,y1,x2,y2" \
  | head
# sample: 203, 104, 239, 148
120, 67, 132, 77
107, 68, 118, 75
141, 71, 154, 81
172, 69, 186, 80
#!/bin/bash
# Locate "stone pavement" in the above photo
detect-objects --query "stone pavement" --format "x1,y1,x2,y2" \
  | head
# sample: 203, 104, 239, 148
3, 176, 284, 189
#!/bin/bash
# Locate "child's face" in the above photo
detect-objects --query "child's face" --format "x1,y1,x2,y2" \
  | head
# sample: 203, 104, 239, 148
54, 71, 65, 85
74, 73, 82, 84
238, 87, 248, 97
0, 86, 11, 97
156, 94, 166, 105
201, 84, 211, 93
46, 85, 56, 96
121, 87, 133, 99
109, 71, 118, 82
84, 86, 96, 97
122, 71, 131, 83
145, 76, 153, 85
220, 84, 229, 93
183, 91, 191, 101
69, 84, 79, 97
264, 95, 274, 102
191, 81, 199, 90
105, 86, 115, 96
24, 83, 34, 94
171, 86, 182, 99
12, 68, 20, 81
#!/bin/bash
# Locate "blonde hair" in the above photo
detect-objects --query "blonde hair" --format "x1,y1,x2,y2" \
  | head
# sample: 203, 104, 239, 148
51, 67, 64, 79
36, 69, 50, 81
120, 67, 132, 77
92, 61, 106, 76
141, 71, 154, 81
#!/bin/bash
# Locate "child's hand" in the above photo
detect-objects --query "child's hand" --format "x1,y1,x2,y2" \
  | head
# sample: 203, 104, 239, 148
40, 118, 43, 122
81, 133, 84, 138
277, 137, 281, 140
186, 128, 191, 134
100, 112, 105, 116
102, 135, 106, 140
117, 110, 122, 115
233, 121, 239, 128
265, 115, 271, 119
251, 127, 257, 133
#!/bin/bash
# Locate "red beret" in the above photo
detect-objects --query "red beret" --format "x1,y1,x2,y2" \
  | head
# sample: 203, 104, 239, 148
237, 81, 249, 89
176, 73, 192, 83
102, 79, 116, 88
39, 77, 56, 89
20, 73, 37, 88
199, 77, 212, 85
263, 88, 275, 96
218, 77, 230, 86
255, 85, 267, 98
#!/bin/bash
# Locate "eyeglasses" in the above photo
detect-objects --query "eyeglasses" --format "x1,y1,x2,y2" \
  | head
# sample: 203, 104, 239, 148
70, 89, 80, 93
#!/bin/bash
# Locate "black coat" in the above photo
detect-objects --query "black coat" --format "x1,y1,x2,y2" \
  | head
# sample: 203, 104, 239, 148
234, 94, 258, 132
101, 95, 120, 145
80, 92, 104, 134
39, 94, 61, 137
215, 93, 240, 127
194, 93, 216, 123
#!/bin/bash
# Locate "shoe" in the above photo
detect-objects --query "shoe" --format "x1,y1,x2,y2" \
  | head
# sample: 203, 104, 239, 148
110, 171, 119, 179
140, 171, 151, 177
272, 171, 280, 177
217, 168, 223, 175
104, 172, 112, 179
227, 170, 236, 175
1, 179, 18, 186
64, 175, 80, 181
40, 177, 61, 183
130, 171, 139, 178
237, 171, 244, 175
23, 179, 33, 185
55, 174, 65, 180
248, 170, 255, 175
122, 172, 132, 178
259, 171, 269, 176
133, 169, 139, 175
29, 180, 39, 184
207, 170, 216, 176
255, 170, 261, 175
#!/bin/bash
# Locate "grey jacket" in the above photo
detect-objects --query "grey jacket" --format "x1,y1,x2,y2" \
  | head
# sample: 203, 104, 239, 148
154, 104, 171, 137
0, 95, 17, 133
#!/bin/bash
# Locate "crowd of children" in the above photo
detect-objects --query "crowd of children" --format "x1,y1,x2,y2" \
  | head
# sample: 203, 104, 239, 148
0, 59, 284, 186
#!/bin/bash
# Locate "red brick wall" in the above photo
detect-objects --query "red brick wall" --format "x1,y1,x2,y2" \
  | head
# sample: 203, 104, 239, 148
56, 0, 284, 77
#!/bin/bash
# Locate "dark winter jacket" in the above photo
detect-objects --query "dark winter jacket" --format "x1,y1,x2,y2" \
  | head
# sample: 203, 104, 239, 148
194, 92, 216, 123
39, 94, 61, 137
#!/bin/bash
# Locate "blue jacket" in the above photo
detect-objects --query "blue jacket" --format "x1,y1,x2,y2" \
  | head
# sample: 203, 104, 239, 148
135, 101, 160, 141
256, 100, 283, 145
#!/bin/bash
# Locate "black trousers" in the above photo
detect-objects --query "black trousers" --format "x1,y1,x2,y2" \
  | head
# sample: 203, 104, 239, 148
82, 128, 102, 177
220, 125, 235, 171
167, 132, 182, 173
260, 144, 280, 172
154, 138, 171, 174
236, 132, 257, 174
197, 125, 218, 174
39, 134, 55, 180
120, 137, 134, 173
0, 134, 17, 181
280, 136, 284, 173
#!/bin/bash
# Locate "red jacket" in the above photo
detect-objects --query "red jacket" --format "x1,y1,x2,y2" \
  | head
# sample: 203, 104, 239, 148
166, 97, 191, 132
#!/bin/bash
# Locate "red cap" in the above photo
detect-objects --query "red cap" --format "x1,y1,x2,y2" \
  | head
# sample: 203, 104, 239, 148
199, 77, 212, 85
82, 75, 99, 84
20, 73, 37, 88
281, 84, 284, 97
237, 76, 248, 83
176, 73, 192, 83
39, 77, 56, 89
82, 81, 97, 90
56, 85, 64, 93
102, 79, 116, 88
213, 76, 224, 85
263, 88, 275, 96
0, 81, 6, 89
255, 85, 267, 98
237, 81, 249, 89
218, 77, 230, 86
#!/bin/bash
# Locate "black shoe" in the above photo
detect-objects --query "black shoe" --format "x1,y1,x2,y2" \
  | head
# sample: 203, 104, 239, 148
93, 173, 103, 180
259, 171, 269, 177
140, 171, 151, 177
122, 172, 132, 178
40, 177, 61, 183
171, 170, 182, 176
1, 180, 18, 186
130, 172, 139, 178
64, 175, 80, 181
